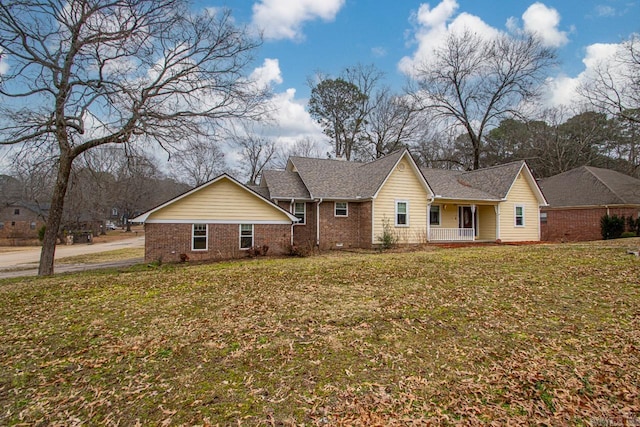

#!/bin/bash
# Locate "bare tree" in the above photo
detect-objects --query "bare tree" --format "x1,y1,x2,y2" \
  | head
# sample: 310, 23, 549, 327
272, 136, 325, 169
363, 90, 421, 159
409, 30, 556, 169
579, 34, 640, 125
233, 131, 276, 185
0, 1, 267, 275
168, 139, 229, 187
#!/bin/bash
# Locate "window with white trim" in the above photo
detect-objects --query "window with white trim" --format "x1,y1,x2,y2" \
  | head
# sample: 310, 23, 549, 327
240, 224, 254, 249
30, 222, 36, 230
192, 224, 208, 250
430, 205, 441, 226
294, 202, 306, 224
540, 212, 547, 223
515, 205, 525, 227
395, 201, 409, 226
335, 202, 348, 217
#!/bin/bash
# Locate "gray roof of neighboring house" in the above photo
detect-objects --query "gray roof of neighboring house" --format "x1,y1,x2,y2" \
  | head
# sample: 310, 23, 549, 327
539, 166, 640, 207
420, 161, 525, 201
287, 150, 407, 199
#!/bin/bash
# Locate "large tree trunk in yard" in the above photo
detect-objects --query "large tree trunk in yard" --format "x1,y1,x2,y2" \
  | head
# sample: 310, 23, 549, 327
38, 154, 74, 276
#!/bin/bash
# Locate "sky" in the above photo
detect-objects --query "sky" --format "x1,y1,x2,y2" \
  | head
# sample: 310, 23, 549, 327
191, 0, 639, 153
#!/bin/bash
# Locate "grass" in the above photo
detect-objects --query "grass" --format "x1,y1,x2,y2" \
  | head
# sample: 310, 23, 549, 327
55, 248, 144, 264
0, 240, 639, 425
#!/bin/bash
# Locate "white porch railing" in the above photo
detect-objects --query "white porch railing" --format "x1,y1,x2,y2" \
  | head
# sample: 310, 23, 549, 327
429, 228, 475, 241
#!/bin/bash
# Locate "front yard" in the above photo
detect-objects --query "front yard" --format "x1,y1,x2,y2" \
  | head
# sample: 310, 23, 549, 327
1, 240, 639, 425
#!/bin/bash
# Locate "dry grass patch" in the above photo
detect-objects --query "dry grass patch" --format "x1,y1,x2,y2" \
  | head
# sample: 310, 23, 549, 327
0, 240, 639, 425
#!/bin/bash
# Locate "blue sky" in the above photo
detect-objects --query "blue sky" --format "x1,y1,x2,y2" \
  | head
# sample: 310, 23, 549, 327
190, 0, 639, 151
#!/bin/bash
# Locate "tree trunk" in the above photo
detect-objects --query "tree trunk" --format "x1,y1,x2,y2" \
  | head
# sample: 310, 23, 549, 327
38, 154, 74, 276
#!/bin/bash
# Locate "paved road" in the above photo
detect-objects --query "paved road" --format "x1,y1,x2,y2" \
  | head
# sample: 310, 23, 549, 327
0, 236, 145, 278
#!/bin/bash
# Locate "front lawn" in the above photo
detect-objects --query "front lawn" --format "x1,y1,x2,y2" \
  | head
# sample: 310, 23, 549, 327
1, 240, 639, 425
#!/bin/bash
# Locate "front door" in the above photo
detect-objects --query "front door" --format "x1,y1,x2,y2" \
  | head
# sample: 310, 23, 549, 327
459, 206, 473, 229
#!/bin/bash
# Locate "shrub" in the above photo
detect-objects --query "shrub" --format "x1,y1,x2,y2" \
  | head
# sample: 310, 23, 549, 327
38, 225, 46, 242
377, 216, 398, 250
601, 214, 625, 240
627, 216, 640, 235
621, 231, 637, 238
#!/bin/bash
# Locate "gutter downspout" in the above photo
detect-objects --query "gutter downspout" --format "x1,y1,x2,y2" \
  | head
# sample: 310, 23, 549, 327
290, 199, 295, 246
316, 198, 323, 247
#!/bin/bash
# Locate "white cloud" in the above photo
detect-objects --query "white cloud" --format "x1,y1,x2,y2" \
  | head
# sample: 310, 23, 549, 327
250, 58, 283, 89
539, 41, 623, 108
595, 5, 616, 17
521, 3, 569, 48
251, 0, 345, 41
0, 49, 8, 74
398, 0, 499, 76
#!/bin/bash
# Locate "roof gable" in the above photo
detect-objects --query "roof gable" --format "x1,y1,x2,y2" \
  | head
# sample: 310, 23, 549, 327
132, 174, 298, 223
539, 166, 640, 207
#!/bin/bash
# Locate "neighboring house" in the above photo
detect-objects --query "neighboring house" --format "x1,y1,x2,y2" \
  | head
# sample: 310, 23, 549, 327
260, 149, 546, 250
132, 174, 299, 263
0, 202, 48, 241
539, 166, 640, 242
134, 150, 547, 263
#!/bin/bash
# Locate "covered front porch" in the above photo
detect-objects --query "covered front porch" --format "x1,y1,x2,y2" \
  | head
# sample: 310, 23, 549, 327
427, 202, 498, 242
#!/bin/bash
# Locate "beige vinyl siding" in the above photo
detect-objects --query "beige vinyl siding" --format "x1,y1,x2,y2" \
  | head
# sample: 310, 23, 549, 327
499, 171, 540, 241
373, 158, 429, 244
435, 203, 460, 228
477, 205, 496, 240
148, 178, 291, 222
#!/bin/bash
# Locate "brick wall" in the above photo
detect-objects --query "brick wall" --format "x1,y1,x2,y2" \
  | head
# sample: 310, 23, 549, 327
144, 223, 292, 263
541, 207, 639, 242
0, 206, 44, 240
319, 201, 373, 250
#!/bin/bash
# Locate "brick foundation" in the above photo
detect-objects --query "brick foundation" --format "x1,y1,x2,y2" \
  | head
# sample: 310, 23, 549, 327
541, 207, 639, 242
144, 223, 292, 263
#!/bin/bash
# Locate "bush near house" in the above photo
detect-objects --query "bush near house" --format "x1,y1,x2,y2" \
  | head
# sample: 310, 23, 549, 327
601, 214, 625, 239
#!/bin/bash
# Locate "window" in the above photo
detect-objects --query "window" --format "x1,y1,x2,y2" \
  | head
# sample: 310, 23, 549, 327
111, 207, 118, 217
294, 202, 306, 224
335, 202, 348, 217
515, 205, 525, 227
14, 208, 20, 215
0, 222, 4, 229
30, 222, 36, 230
240, 224, 253, 249
192, 224, 208, 250
430, 205, 441, 226
395, 201, 409, 226
540, 212, 547, 223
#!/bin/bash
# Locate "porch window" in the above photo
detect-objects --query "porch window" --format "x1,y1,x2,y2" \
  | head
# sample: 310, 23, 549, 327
294, 202, 306, 224
395, 201, 409, 226
192, 224, 208, 250
240, 224, 254, 249
515, 205, 525, 227
430, 205, 441, 226
335, 202, 348, 217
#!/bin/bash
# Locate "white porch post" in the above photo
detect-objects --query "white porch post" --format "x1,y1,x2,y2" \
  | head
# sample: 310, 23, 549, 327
495, 205, 501, 241
427, 203, 431, 242
471, 204, 476, 240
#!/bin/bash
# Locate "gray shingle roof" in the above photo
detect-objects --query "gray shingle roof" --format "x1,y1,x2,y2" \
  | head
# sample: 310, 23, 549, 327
420, 161, 525, 201
260, 151, 532, 203
260, 170, 310, 199
287, 150, 407, 199
539, 166, 640, 207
